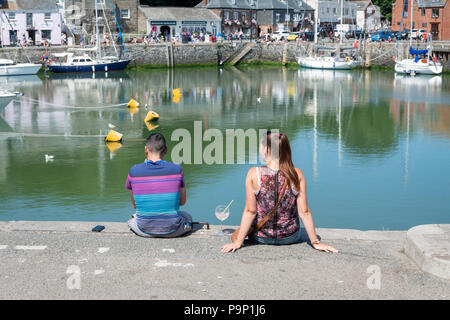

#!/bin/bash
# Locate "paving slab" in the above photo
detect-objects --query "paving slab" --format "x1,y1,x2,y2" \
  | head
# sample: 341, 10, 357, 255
404, 224, 450, 280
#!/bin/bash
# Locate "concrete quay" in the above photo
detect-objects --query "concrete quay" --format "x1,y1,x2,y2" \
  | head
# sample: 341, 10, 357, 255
0, 221, 448, 299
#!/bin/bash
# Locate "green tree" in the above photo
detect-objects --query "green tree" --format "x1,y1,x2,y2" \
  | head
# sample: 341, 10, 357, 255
372, 0, 395, 22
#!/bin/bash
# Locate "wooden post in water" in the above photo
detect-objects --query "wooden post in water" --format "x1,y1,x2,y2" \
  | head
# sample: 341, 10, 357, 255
365, 43, 372, 67
282, 42, 289, 65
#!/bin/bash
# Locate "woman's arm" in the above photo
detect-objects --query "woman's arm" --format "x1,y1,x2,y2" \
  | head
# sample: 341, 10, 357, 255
296, 169, 338, 253
221, 168, 258, 253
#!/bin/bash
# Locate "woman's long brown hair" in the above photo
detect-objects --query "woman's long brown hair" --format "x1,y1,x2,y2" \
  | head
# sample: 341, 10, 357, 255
263, 131, 300, 191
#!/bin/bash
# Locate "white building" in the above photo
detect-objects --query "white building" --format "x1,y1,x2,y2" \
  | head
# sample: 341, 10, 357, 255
138, 6, 222, 38
0, 0, 62, 46
350, 0, 382, 31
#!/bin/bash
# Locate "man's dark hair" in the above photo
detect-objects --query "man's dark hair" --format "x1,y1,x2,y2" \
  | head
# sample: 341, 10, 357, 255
146, 133, 167, 156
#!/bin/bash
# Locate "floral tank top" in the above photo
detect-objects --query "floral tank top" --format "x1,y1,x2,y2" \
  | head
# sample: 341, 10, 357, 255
252, 166, 300, 239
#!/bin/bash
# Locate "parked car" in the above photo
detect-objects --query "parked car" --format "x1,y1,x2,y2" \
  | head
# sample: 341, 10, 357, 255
370, 30, 395, 42
411, 29, 427, 40
397, 29, 410, 40
300, 31, 315, 41
287, 32, 300, 41
273, 31, 290, 41
345, 30, 366, 39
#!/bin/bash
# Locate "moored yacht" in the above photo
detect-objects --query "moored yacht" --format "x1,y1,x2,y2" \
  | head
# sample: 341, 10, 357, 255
0, 59, 42, 76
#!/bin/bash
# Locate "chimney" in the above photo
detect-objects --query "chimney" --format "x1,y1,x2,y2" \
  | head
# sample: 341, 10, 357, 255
202, 0, 209, 7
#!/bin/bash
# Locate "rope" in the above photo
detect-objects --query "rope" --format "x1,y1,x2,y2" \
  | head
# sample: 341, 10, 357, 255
17, 97, 127, 110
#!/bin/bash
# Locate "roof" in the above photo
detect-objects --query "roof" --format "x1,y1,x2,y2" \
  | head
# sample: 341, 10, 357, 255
0, 0, 59, 10
415, 0, 446, 8
138, 6, 221, 21
196, 0, 313, 11
348, 0, 372, 11
195, 0, 253, 9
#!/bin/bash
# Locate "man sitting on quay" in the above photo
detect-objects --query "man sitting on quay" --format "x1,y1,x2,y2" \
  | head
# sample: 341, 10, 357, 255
126, 133, 192, 237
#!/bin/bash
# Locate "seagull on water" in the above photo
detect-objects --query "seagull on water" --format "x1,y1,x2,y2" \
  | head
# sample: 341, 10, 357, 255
45, 154, 54, 162
108, 123, 116, 129
257, 97, 261, 103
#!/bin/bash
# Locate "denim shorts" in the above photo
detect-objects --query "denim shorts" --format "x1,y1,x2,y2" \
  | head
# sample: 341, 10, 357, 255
249, 228, 302, 245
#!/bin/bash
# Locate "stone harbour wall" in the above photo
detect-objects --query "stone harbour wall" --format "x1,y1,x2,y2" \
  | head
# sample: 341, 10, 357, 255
0, 41, 449, 71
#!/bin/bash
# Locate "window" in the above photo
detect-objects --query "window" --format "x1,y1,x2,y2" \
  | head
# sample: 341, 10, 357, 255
233, 11, 238, 20
285, 14, 290, 22
276, 13, 280, 22
120, 9, 130, 19
421, 9, 426, 16
432, 8, 439, 18
41, 30, 51, 40
327, 8, 330, 14
422, 22, 427, 27
345, 8, 349, 15
224, 11, 230, 20
45, 12, 51, 20
8, 12, 15, 20
333, 8, 337, 14
96, 0, 105, 4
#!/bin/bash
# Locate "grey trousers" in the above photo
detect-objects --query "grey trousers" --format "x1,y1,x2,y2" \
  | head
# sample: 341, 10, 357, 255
128, 211, 192, 238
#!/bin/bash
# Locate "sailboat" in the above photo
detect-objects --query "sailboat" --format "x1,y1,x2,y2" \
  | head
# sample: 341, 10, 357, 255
394, 0, 442, 75
0, 90, 22, 112
297, 0, 361, 70
48, 1, 131, 73
0, 59, 42, 76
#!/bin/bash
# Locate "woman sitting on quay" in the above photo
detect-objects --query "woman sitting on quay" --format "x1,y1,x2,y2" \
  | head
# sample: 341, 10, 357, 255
221, 132, 338, 253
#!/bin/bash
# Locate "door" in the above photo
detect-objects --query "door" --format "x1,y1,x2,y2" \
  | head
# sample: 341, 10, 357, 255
9, 30, 17, 46
431, 23, 439, 40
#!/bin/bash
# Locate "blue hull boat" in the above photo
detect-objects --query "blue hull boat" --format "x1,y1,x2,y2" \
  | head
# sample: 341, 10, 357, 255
49, 59, 131, 73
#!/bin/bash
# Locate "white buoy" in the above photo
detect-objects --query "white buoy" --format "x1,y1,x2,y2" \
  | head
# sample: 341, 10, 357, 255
257, 97, 261, 103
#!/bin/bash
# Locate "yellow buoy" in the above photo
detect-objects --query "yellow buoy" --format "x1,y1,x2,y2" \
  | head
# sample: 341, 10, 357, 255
105, 141, 122, 153
128, 106, 139, 115
145, 122, 160, 132
105, 129, 123, 142
172, 88, 182, 96
172, 95, 181, 104
144, 110, 159, 122
127, 98, 139, 108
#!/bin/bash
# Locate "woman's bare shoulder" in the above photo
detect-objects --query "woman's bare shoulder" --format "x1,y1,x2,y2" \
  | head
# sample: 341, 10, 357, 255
295, 168, 304, 178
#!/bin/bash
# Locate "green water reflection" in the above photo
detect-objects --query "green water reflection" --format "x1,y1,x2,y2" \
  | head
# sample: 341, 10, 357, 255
0, 67, 449, 230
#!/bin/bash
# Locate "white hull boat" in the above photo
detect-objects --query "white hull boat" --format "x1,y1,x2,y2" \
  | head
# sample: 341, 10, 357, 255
0, 90, 22, 111
297, 56, 360, 70
0, 59, 41, 76
394, 58, 443, 75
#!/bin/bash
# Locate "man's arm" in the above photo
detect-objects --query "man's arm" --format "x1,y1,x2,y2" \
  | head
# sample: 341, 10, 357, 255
179, 187, 186, 206
129, 190, 136, 209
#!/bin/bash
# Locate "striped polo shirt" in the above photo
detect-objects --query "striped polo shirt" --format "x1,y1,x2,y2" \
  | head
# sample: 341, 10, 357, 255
125, 160, 185, 235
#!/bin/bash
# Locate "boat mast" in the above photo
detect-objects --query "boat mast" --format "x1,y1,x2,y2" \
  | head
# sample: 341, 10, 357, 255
95, 0, 101, 60
314, 0, 318, 47
340, 0, 344, 46
408, 0, 413, 58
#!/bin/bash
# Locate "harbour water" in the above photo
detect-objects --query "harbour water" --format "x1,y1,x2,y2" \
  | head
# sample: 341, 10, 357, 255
0, 67, 449, 230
